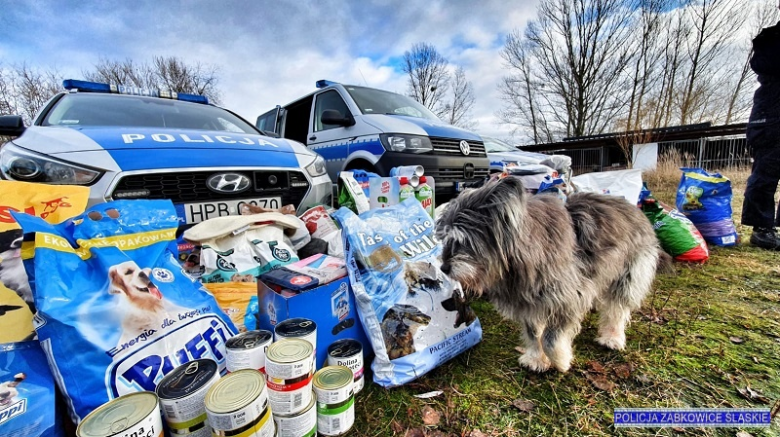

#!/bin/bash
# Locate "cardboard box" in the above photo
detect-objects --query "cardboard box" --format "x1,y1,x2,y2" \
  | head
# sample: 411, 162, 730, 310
256, 276, 371, 369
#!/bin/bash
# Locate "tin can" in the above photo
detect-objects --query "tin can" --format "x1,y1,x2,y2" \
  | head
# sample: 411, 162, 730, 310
313, 366, 355, 436
204, 369, 274, 437
156, 359, 220, 436
272, 391, 317, 437
226, 330, 273, 373
327, 339, 364, 394
275, 317, 317, 369
76, 392, 163, 437
265, 338, 314, 416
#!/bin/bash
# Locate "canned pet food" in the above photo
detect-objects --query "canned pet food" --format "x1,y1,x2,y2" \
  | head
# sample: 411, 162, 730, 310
327, 339, 364, 394
265, 338, 314, 416
226, 330, 273, 373
272, 391, 317, 437
76, 392, 163, 437
156, 359, 220, 436
274, 317, 317, 355
204, 369, 274, 437
313, 366, 355, 436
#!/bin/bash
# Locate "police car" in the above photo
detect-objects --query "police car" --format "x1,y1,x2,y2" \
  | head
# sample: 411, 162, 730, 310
0, 80, 331, 224
482, 136, 553, 173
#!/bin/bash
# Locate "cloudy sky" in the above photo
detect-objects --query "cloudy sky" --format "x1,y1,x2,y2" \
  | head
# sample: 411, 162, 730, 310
0, 0, 540, 140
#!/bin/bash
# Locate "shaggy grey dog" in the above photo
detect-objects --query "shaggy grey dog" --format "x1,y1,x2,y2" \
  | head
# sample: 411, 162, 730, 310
436, 177, 661, 373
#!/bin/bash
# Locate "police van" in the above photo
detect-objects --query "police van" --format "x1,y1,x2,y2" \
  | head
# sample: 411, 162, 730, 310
0, 80, 332, 225
256, 80, 489, 201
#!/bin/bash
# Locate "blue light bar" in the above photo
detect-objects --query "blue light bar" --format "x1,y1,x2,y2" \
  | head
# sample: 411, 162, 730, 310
62, 79, 209, 104
316, 80, 339, 89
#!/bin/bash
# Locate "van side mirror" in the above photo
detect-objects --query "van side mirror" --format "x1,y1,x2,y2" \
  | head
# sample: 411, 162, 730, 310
0, 115, 25, 137
321, 110, 355, 127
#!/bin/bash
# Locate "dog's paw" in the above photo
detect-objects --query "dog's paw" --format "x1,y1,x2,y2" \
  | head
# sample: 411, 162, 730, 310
518, 352, 551, 372
595, 334, 626, 350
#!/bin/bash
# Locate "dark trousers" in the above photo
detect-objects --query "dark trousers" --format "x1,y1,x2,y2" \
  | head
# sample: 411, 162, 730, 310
742, 147, 780, 228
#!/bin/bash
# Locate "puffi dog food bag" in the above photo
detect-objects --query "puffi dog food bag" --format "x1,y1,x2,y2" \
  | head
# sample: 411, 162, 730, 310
333, 198, 482, 387
13, 200, 237, 422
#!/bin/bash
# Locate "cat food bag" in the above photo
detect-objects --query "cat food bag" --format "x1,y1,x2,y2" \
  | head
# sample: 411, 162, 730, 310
12, 200, 237, 422
333, 198, 482, 387
640, 186, 709, 263
0, 341, 63, 437
0, 181, 90, 342
676, 168, 738, 247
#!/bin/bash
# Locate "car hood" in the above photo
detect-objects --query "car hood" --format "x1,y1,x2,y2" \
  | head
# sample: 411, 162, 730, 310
360, 114, 482, 141
18, 126, 298, 154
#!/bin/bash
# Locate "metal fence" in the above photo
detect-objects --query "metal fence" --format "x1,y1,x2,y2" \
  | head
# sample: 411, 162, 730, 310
546, 147, 605, 175
657, 135, 750, 170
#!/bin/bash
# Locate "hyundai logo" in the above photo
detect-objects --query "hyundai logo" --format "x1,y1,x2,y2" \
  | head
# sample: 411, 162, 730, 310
459, 140, 471, 156
206, 173, 251, 194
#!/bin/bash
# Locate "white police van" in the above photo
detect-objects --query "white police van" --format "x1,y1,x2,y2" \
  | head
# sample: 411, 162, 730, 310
257, 80, 489, 201
0, 80, 332, 224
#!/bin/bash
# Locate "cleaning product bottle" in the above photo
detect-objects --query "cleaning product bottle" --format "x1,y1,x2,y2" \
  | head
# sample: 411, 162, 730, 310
415, 176, 434, 217
399, 177, 415, 203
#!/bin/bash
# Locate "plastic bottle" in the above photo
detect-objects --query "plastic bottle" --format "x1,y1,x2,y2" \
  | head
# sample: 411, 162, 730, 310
415, 176, 434, 217
399, 177, 415, 202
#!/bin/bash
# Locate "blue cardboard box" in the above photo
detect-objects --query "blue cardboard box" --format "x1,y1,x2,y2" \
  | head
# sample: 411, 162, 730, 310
256, 277, 371, 369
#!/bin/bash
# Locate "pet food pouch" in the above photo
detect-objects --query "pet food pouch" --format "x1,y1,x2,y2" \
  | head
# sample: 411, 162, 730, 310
333, 198, 482, 387
0, 341, 63, 437
676, 168, 739, 247
203, 282, 258, 332
0, 181, 90, 342
12, 200, 238, 423
640, 188, 709, 263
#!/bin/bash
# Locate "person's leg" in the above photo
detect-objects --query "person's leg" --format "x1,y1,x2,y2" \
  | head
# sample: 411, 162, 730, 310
742, 147, 780, 249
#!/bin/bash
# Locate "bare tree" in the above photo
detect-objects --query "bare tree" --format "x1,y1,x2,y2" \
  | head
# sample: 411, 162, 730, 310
0, 64, 62, 124
402, 43, 450, 117
443, 67, 476, 129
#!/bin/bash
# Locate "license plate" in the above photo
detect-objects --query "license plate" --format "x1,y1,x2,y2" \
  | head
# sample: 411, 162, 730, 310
181, 197, 282, 224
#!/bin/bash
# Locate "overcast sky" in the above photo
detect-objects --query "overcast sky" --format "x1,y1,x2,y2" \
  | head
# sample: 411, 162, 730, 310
0, 0, 540, 140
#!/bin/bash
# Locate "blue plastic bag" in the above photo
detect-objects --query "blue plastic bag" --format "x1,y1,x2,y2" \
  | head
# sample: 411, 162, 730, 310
676, 168, 738, 246
333, 199, 482, 387
0, 341, 63, 437
13, 200, 237, 422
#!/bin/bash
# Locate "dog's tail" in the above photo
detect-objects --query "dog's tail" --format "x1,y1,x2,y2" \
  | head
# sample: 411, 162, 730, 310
656, 249, 675, 275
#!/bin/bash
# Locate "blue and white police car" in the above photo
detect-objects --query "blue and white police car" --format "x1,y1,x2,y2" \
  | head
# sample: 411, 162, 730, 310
0, 80, 331, 225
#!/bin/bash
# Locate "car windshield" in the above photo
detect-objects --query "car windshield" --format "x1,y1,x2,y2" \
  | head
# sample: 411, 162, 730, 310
345, 86, 440, 121
41, 93, 257, 134
482, 136, 519, 153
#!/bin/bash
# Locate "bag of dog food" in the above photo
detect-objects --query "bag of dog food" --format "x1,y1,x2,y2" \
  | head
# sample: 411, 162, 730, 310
640, 187, 709, 263
0, 341, 63, 437
0, 181, 90, 342
203, 282, 258, 332
13, 200, 237, 422
676, 168, 739, 247
333, 198, 482, 387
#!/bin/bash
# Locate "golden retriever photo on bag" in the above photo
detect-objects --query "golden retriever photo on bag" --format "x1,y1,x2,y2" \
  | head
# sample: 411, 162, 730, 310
436, 177, 667, 373
108, 261, 168, 347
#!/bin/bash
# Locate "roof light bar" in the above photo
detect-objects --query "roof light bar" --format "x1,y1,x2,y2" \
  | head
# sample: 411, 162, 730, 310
62, 79, 209, 104
315, 79, 339, 89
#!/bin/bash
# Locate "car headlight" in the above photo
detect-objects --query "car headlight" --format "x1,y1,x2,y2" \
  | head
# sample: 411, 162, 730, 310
380, 134, 433, 154
0, 144, 102, 185
305, 154, 327, 177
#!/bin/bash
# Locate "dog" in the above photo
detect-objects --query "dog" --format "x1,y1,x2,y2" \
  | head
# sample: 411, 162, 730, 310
436, 177, 663, 373
381, 304, 432, 359
0, 230, 33, 311
0, 373, 25, 409
108, 261, 166, 346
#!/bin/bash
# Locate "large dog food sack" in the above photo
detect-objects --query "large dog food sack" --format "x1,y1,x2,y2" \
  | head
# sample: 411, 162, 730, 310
676, 168, 739, 246
640, 188, 709, 263
0, 341, 63, 437
333, 198, 482, 387
13, 200, 238, 422
0, 181, 89, 342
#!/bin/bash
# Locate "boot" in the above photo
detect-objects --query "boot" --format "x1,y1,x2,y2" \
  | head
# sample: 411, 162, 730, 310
750, 227, 780, 250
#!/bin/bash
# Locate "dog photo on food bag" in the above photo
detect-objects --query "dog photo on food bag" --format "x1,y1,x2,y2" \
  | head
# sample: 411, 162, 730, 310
436, 177, 664, 373
0, 230, 33, 310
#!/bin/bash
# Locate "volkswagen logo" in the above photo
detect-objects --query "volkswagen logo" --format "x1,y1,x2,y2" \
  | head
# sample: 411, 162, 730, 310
206, 173, 251, 194
459, 140, 471, 156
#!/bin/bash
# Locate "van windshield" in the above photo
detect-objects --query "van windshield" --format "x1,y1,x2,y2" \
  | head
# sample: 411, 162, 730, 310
345, 86, 440, 121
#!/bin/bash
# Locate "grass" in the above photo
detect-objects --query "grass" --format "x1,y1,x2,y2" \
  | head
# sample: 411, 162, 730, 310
349, 160, 780, 437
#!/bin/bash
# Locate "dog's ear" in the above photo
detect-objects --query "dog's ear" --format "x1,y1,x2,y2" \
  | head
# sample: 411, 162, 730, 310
108, 266, 123, 294
495, 177, 527, 201
441, 297, 457, 311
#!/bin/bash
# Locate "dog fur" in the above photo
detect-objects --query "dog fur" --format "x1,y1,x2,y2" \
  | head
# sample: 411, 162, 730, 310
108, 261, 166, 346
436, 177, 661, 373
0, 230, 33, 311
0, 373, 25, 409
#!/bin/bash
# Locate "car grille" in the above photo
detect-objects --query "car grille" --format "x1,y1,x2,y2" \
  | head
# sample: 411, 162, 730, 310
426, 167, 490, 183
111, 170, 310, 205
430, 137, 487, 157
